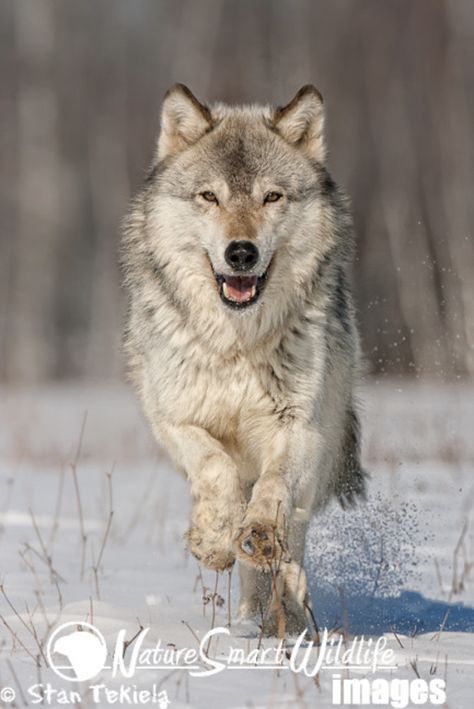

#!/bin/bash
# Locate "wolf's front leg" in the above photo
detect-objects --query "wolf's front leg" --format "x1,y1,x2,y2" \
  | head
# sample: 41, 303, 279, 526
235, 425, 319, 633
155, 421, 244, 571
236, 424, 319, 557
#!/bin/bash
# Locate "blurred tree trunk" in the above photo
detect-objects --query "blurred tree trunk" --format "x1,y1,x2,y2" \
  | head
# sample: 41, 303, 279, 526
6, 0, 60, 381
0, 0, 18, 380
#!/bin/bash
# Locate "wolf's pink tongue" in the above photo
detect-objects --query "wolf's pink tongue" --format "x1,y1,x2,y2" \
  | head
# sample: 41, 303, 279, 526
224, 276, 257, 303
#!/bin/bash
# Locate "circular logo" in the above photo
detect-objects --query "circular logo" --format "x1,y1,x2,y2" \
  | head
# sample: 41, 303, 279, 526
46, 622, 107, 682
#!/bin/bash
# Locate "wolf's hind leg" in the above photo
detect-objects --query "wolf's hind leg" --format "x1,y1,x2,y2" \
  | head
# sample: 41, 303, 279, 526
237, 565, 271, 622
236, 506, 312, 635
279, 509, 312, 633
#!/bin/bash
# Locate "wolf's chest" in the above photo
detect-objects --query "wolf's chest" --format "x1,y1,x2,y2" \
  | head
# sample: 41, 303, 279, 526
153, 343, 277, 437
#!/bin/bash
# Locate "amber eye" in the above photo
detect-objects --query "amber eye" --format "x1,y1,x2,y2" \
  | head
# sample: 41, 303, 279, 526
201, 191, 218, 204
264, 191, 283, 204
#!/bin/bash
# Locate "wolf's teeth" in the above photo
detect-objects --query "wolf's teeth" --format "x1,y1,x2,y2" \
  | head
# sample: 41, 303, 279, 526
223, 282, 230, 299
250, 285, 256, 298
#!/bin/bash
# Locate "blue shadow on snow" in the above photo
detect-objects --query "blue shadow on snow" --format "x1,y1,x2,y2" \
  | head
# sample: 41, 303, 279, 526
310, 587, 474, 636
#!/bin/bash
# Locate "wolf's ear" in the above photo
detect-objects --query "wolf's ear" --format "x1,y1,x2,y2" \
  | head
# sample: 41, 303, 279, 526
157, 84, 213, 160
273, 85, 326, 162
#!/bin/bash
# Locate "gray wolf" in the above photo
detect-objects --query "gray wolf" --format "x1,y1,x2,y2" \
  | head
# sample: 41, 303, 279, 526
121, 84, 366, 634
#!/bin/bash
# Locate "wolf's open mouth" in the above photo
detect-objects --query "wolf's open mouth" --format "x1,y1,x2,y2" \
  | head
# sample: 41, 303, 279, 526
213, 268, 270, 309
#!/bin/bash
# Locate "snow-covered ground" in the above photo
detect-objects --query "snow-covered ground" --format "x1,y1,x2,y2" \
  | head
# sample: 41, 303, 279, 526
0, 382, 473, 708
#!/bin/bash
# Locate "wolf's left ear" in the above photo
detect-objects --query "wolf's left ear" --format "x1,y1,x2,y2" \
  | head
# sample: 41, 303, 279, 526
157, 84, 213, 160
273, 85, 326, 162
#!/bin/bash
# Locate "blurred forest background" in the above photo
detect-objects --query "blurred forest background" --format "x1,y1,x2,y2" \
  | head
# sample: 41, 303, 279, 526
1, 0, 473, 383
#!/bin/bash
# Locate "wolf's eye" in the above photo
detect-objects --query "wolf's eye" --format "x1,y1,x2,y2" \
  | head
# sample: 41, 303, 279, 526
201, 191, 218, 204
263, 191, 283, 204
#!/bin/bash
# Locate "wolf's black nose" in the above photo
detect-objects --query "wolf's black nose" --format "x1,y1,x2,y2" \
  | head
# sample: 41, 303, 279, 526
225, 241, 259, 272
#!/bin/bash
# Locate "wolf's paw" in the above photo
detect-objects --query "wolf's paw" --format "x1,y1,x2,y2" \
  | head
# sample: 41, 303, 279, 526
235, 521, 290, 569
187, 526, 235, 572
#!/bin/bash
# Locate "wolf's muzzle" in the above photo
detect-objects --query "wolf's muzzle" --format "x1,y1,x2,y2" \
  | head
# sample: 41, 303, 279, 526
224, 240, 259, 272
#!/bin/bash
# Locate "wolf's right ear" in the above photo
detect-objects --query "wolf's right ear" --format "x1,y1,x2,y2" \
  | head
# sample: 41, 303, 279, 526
273, 85, 326, 162
157, 84, 213, 160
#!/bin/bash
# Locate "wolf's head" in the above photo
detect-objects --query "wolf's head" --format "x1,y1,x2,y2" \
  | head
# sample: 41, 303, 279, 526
128, 85, 350, 337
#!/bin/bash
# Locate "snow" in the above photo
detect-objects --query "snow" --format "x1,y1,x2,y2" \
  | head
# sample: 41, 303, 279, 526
0, 382, 473, 708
